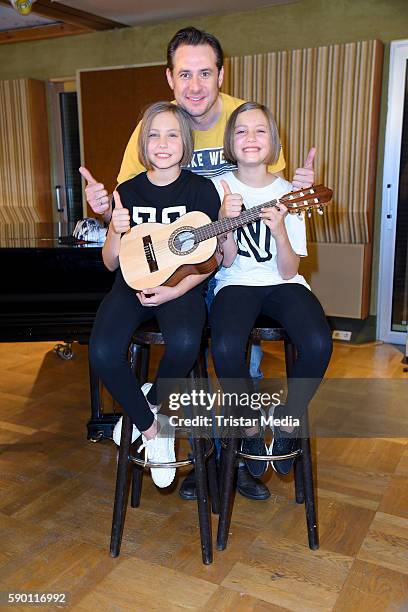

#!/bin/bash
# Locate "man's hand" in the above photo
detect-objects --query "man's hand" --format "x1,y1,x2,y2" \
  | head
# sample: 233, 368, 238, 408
136, 286, 179, 307
111, 191, 130, 234
79, 166, 112, 219
219, 180, 242, 218
292, 147, 316, 189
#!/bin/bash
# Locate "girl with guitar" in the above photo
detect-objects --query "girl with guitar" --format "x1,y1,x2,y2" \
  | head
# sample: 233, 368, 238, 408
89, 101, 225, 488
210, 102, 333, 477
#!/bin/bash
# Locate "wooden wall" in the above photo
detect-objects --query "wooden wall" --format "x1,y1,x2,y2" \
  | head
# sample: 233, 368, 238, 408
79, 64, 172, 205
0, 78, 52, 224
222, 40, 383, 317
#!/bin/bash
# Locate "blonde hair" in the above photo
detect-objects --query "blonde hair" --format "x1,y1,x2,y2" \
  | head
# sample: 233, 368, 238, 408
223, 101, 280, 166
137, 101, 194, 170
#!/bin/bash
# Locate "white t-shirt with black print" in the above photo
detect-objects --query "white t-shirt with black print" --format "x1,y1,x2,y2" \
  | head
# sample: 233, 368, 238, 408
211, 172, 310, 296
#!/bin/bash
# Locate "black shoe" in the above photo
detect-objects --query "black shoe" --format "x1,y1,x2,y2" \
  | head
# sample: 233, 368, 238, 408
270, 427, 299, 475
236, 465, 270, 500
241, 436, 268, 478
179, 469, 197, 500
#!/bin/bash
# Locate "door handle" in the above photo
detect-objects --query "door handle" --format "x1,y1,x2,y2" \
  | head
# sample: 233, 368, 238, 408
55, 185, 64, 213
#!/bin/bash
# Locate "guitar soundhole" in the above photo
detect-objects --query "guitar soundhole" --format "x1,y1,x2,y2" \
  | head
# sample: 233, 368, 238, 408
169, 226, 197, 256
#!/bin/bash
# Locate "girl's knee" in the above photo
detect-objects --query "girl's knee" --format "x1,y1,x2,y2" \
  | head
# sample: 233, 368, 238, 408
303, 326, 333, 365
166, 332, 201, 363
211, 335, 246, 369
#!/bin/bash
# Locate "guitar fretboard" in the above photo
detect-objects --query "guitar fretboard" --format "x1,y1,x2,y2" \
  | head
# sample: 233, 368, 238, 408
194, 199, 278, 243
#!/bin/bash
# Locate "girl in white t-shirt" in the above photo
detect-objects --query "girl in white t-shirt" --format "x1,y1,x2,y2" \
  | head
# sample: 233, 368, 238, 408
210, 101, 332, 477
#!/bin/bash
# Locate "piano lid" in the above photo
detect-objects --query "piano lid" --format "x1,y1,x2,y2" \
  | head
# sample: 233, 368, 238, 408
0, 222, 105, 249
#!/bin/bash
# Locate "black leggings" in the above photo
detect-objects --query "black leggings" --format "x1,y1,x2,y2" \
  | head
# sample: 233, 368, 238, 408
89, 279, 206, 431
210, 284, 333, 422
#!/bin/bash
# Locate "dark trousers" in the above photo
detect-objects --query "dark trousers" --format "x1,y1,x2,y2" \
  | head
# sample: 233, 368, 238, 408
210, 283, 333, 423
89, 278, 206, 432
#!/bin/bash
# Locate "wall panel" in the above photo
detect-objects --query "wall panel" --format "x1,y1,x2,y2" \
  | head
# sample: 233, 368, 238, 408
223, 40, 383, 244
222, 40, 383, 317
0, 78, 52, 224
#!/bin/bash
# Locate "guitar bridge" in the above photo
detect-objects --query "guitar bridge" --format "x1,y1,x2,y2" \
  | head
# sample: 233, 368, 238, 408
143, 235, 158, 273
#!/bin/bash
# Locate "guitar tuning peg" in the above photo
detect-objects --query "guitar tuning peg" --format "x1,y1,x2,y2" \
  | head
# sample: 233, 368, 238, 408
317, 206, 324, 215
307, 208, 312, 218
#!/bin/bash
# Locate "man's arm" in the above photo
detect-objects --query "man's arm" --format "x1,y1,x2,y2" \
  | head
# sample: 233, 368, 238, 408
80, 122, 146, 223
292, 147, 316, 189
271, 147, 316, 189
79, 167, 112, 223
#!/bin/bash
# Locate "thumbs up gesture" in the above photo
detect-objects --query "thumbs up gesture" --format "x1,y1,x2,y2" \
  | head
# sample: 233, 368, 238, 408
79, 166, 112, 220
111, 190, 130, 234
292, 147, 316, 189
219, 179, 243, 219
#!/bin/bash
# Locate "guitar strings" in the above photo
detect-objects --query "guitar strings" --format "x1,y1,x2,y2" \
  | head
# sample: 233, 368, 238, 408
122, 203, 323, 256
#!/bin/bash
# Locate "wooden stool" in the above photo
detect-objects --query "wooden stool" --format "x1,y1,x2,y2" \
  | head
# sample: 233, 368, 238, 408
217, 315, 319, 552
110, 322, 220, 565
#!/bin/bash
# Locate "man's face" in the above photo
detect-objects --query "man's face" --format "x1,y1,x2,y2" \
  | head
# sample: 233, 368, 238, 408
166, 44, 224, 121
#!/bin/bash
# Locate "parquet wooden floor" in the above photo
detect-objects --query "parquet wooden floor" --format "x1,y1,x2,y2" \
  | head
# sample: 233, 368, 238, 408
0, 340, 407, 611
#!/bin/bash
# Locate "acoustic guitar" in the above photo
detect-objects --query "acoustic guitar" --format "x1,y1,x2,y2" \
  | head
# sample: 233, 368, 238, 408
119, 185, 332, 290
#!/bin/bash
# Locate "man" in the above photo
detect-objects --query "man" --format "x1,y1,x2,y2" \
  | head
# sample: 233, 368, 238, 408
80, 26, 315, 502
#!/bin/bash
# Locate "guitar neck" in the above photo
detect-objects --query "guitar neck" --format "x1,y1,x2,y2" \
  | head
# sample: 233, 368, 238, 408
194, 198, 279, 243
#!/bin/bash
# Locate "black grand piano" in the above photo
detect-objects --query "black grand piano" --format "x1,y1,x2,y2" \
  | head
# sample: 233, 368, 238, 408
0, 222, 116, 440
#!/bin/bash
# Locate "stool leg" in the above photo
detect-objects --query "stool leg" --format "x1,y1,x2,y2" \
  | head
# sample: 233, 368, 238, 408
245, 339, 252, 368
300, 436, 319, 550
294, 456, 305, 504
284, 339, 296, 377
139, 345, 150, 384
130, 343, 147, 506
110, 413, 132, 557
196, 339, 208, 379
217, 437, 238, 551
206, 439, 220, 514
130, 343, 150, 384
130, 444, 143, 508
88, 359, 102, 421
192, 437, 213, 565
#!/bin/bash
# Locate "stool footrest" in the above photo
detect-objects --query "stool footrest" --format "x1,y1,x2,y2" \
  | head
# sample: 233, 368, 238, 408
129, 439, 214, 469
236, 449, 301, 462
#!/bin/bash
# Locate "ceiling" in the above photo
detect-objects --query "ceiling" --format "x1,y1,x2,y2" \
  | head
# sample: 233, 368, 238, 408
0, 0, 297, 43
54, 0, 295, 27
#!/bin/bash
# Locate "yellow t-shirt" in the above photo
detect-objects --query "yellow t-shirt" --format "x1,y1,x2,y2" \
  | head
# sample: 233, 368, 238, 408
117, 92, 286, 184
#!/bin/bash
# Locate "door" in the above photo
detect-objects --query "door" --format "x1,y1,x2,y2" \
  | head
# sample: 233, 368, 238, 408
78, 63, 172, 215
377, 40, 408, 344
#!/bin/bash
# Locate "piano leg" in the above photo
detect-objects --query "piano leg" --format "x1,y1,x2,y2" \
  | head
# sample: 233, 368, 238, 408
86, 351, 120, 442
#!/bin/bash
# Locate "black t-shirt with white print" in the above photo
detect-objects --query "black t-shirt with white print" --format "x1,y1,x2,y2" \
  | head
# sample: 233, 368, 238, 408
115, 169, 221, 289
117, 169, 220, 227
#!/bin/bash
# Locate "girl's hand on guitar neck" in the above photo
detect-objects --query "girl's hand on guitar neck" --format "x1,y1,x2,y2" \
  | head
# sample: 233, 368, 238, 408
136, 286, 179, 307
260, 202, 288, 238
111, 191, 130, 235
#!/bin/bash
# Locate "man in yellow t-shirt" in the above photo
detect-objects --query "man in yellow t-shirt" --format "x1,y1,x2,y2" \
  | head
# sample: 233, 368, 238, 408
80, 27, 314, 220
116, 91, 286, 184
80, 27, 315, 503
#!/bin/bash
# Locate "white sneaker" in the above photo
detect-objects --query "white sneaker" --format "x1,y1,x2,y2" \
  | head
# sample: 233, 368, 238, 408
137, 414, 176, 488
112, 383, 154, 446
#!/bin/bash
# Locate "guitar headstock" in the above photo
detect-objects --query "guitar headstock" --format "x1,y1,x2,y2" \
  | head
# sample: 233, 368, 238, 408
280, 185, 333, 216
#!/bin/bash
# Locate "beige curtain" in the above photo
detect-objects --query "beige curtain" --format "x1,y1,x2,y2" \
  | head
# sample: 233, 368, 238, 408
222, 40, 383, 244
0, 79, 38, 224
0, 78, 52, 225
